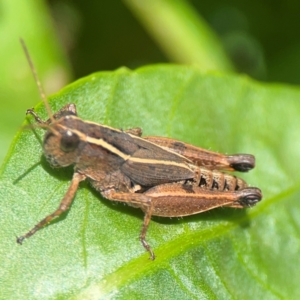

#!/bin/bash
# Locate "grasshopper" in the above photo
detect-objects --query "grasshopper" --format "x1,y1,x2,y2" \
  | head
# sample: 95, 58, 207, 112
17, 40, 262, 260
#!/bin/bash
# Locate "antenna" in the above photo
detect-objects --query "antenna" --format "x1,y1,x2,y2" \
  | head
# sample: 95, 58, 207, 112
20, 38, 53, 121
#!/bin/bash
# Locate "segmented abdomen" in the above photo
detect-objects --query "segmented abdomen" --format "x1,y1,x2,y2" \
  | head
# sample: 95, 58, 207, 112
199, 168, 247, 191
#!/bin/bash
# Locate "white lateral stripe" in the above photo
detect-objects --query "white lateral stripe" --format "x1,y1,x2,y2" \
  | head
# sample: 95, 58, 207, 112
64, 127, 131, 160
128, 157, 191, 170
86, 136, 131, 160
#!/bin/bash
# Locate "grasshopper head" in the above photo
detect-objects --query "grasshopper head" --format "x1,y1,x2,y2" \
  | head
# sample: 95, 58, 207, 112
43, 115, 81, 168
26, 104, 80, 168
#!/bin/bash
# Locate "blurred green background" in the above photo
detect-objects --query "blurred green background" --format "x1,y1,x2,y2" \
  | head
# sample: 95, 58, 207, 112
1, 0, 300, 164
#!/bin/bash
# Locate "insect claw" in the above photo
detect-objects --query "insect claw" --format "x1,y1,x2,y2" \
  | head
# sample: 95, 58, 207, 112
26, 108, 46, 124
140, 237, 155, 260
16, 236, 25, 245
26, 108, 34, 115
148, 249, 156, 260
149, 254, 156, 261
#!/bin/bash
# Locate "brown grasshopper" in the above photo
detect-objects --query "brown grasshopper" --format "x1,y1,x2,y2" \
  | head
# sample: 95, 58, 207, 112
17, 40, 262, 260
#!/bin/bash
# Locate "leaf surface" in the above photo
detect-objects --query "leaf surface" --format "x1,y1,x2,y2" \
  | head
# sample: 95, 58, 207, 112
1, 65, 299, 299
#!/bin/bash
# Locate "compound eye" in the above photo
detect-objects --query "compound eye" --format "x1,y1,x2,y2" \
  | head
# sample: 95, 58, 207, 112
60, 130, 80, 152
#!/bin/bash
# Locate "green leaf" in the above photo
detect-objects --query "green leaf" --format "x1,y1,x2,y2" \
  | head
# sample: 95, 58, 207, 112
1, 65, 299, 299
